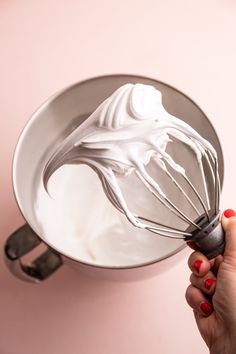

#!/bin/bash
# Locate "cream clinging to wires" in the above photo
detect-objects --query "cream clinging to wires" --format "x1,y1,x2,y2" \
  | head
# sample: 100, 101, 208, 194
43, 83, 224, 259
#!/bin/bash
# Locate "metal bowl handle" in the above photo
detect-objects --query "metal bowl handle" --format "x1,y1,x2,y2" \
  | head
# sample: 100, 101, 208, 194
4, 224, 63, 283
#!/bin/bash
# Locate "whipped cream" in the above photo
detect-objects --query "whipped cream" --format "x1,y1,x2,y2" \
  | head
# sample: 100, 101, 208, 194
35, 164, 184, 266
43, 83, 217, 231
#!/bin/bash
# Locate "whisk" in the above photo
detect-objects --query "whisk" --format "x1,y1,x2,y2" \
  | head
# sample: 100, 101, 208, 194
43, 83, 225, 260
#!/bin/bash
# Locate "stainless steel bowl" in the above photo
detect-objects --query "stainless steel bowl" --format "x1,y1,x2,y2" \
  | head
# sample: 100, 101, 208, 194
4, 74, 224, 282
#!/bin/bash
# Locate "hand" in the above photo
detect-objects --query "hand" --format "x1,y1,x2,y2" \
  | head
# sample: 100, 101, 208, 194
185, 209, 236, 354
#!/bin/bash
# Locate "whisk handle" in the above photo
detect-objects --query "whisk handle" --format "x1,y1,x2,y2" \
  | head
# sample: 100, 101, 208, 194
189, 213, 225, 260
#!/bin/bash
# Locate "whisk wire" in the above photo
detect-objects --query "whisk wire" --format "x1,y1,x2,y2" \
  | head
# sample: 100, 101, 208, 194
199, 159, 210, 210
146, 227, 186, 239
165, 169, 201, 217
137, 215, 191, 235
207, 151, 220, 214
135, 169, 201, 229
183, 174, 210, 222
214, 157, 220, 214
164, 198, 201, 229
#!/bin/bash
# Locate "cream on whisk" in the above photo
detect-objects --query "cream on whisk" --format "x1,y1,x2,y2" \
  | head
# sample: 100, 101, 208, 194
43, 83, 217, 234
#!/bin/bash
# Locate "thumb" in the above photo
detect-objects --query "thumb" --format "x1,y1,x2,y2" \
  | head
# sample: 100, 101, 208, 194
221, 209, 236, 265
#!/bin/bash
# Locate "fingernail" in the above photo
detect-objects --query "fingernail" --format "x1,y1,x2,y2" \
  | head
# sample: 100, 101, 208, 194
200, 302, 213, 316
223, 209, 236, 218
187, 241, 198, 250
193, 259, 202, 273
204, 278, 216, 291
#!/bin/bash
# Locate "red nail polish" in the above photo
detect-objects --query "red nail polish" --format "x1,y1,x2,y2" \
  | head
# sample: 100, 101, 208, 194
200, 302, 213, 316
223, 209, 236, 218
187, 241, 198, 250
204, 278, 216, 291
193, 259, 202, 273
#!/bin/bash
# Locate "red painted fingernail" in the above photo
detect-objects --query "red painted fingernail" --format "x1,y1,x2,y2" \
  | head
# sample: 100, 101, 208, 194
200, 302, 213, 316
223, 209, 236, 218
204, 278, 216, 291
193, 259, 202, 273
187, 241, 198, 250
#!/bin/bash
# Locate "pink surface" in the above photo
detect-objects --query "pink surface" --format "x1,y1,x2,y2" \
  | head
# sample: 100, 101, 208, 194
1, 1, 236, 353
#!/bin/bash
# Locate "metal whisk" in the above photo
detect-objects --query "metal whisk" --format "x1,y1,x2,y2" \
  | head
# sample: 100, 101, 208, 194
43, 83, 225, 260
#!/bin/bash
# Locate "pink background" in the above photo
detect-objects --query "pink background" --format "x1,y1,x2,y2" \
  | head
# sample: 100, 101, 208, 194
1, 1, 236, 353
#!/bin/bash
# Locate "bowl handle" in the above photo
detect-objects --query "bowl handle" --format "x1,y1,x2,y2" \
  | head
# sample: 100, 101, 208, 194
4, 224, 63, 283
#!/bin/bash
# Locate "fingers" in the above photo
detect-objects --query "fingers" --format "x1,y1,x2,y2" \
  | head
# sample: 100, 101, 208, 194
188, 251, 211, 277
187, 251, 218, 318
221, 210, 236, 266
185, 208, 236, 319
186, 241, 198, 251
190, 271, 216, 296
221, 209, 236, 230
210, 254, 223, 275
185, 285, 213, 317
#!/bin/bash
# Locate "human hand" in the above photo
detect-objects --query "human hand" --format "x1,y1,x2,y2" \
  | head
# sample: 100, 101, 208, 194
185, 209, 236, 354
